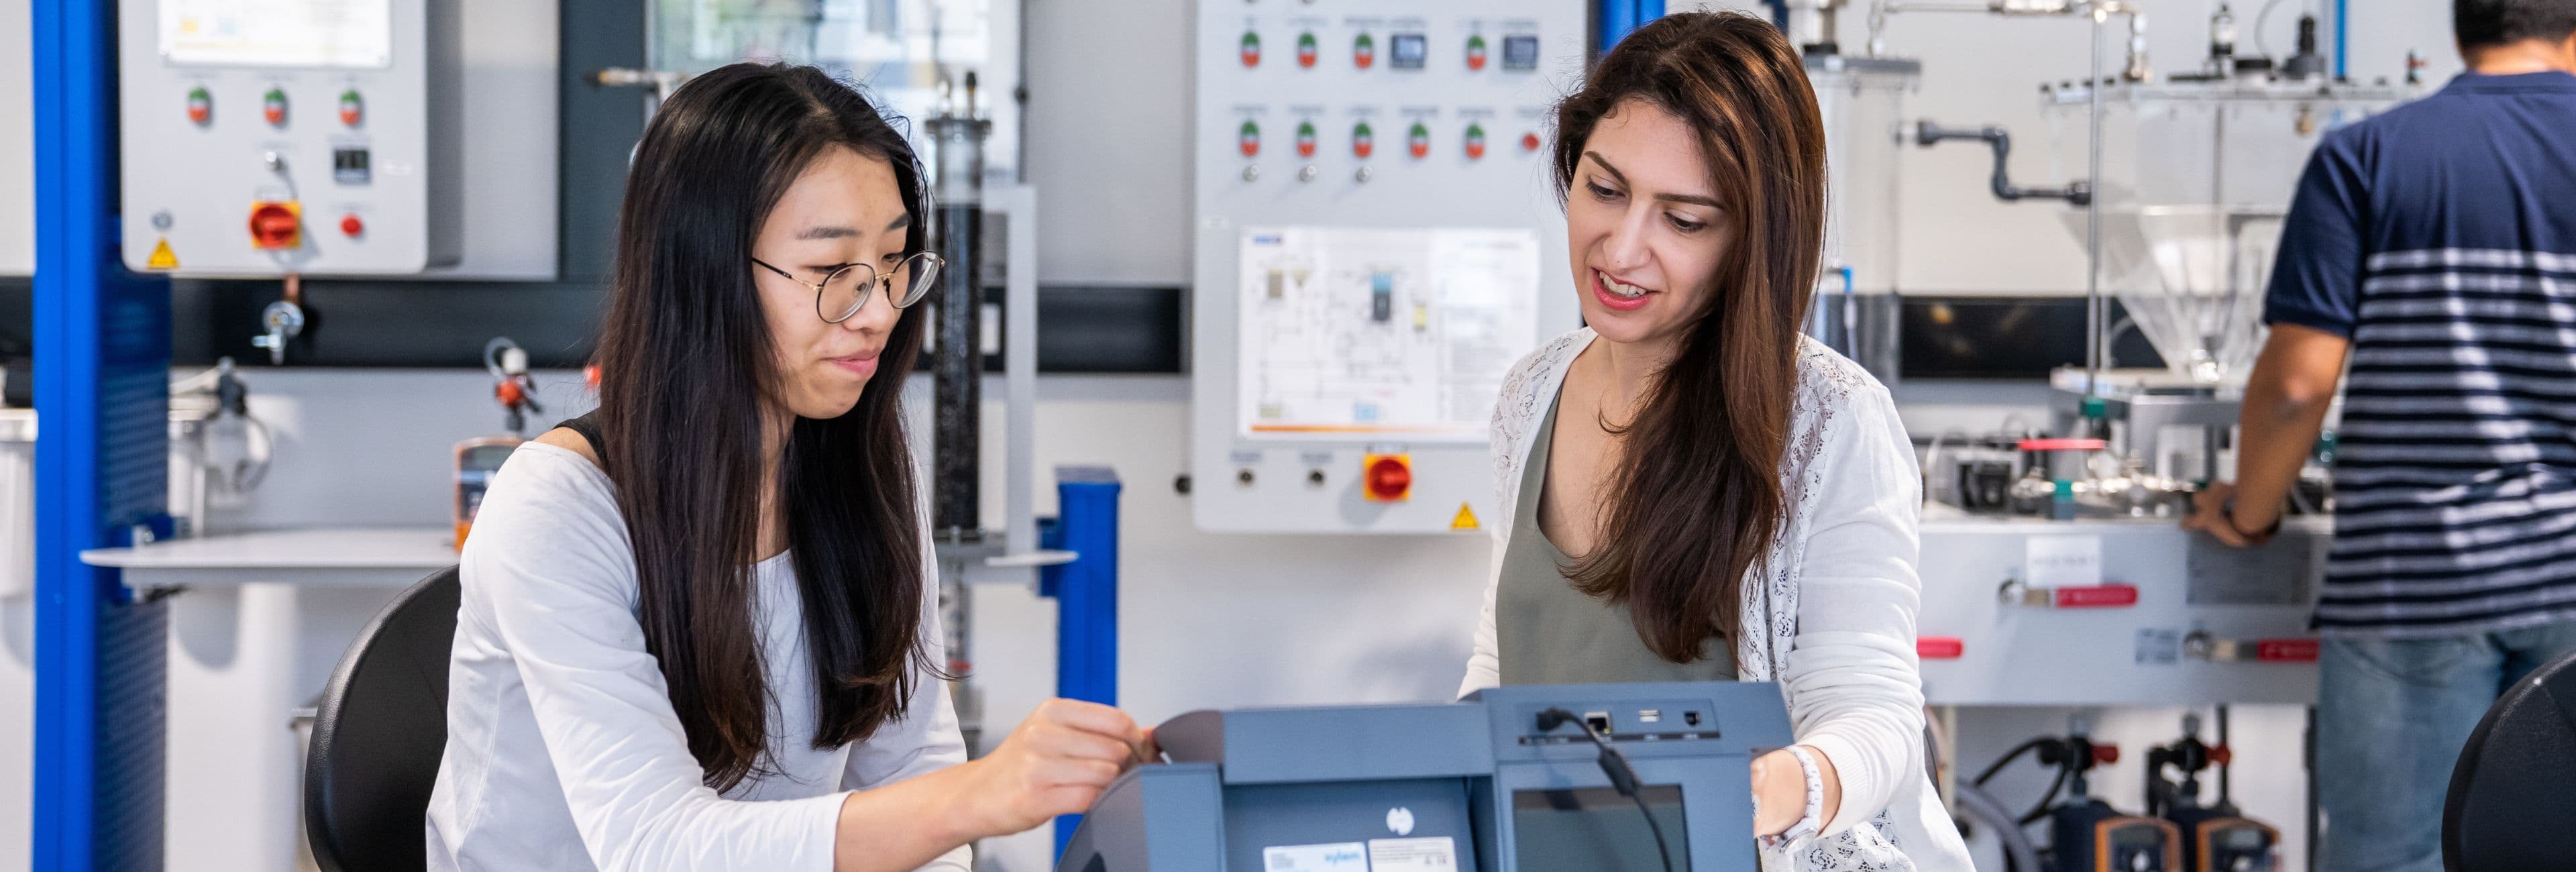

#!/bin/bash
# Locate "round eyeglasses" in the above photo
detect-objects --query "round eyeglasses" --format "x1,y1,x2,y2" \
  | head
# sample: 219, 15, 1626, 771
751, 252, 945, 323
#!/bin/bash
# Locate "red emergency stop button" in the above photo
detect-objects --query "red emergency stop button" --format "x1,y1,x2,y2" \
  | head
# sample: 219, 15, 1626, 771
248, 201, 302, 250
1917, 637, 1964, 659
340, 214, 364, 237
1362, 454, 1412, 502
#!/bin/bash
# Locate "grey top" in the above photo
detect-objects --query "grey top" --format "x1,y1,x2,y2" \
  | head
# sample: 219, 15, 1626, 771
1497, 389, 1737, 686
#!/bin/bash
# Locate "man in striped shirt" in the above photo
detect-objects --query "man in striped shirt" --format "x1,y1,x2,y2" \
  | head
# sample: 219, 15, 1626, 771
2184, 3, 2576, 869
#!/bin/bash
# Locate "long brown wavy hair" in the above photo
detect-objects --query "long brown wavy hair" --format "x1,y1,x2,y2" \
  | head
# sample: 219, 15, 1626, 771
1554, 13, 1828, 663
592, 64, 939, 789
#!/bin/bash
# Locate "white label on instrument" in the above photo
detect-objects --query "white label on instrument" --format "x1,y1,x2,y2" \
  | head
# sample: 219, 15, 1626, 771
1369, 836, 1460, 871
1263, 842, 1370, 871
2025, 535, 2102, 589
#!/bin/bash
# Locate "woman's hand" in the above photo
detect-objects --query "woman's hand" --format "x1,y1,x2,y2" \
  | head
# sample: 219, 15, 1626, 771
953, 698, 1148, 838
1749, 745, 1841, 838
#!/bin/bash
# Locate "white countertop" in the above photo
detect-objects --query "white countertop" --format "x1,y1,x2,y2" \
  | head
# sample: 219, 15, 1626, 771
82, 527, 458, 588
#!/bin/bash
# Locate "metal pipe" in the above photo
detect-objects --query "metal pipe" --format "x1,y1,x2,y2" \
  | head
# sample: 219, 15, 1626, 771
2332, 0, 2349, 80
1868, 1, 2147, 78
2086, 4, 2107, 389
1913, 121, 2094, 205
2216, 704, 2233, 806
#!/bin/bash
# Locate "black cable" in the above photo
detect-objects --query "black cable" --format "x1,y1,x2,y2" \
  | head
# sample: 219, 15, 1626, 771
1974, 737, 2053, 787
1538, 708, 1676, 872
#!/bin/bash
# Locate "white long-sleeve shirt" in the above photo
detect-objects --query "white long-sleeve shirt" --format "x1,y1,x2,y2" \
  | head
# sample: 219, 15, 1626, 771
1460, 329, 1972, 872
427, 441, 971, 871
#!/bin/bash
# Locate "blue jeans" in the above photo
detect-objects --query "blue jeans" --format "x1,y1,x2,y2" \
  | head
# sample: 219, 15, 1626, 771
2316, 618, 2576, 872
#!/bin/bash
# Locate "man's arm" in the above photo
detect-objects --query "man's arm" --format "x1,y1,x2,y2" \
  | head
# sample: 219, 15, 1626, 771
2184, 323, 2350, 545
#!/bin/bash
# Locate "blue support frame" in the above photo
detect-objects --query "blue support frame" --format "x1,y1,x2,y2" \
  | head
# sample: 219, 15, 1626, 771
32, 1, 174, 869
1597, 0, 1668, 56
1037, 466, 1122, 861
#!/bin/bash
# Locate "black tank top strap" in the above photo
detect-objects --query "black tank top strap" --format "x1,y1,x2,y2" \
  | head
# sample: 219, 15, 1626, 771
555, 411, 609, 468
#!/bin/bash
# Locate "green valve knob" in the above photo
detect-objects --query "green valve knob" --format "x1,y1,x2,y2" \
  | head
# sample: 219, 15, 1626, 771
2080, 395, 2108, 419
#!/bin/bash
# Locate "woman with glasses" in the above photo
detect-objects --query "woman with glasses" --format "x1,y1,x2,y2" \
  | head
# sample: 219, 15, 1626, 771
1457, 14, 1971, 869
427, 64, 1144, 871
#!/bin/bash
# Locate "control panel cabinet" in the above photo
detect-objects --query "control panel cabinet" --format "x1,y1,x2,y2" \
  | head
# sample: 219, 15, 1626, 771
119, 0, 463, 276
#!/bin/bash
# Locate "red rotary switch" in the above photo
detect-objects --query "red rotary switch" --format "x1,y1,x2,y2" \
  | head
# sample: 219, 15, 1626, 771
1362, 454, 1412, 502
248, 201, 302, 250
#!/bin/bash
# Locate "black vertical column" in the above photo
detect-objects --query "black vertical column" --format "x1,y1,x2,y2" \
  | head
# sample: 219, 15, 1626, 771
927, 110, 991, 539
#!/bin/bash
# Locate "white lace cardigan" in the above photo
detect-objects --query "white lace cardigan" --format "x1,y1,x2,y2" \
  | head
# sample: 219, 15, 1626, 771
1458, 328, 1973, 872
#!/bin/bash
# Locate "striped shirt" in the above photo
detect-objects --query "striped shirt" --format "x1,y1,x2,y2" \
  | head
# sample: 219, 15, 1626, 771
2264, 72, 2576, 637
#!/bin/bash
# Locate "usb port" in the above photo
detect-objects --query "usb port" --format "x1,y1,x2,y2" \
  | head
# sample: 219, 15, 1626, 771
1638, 709, 1663, 724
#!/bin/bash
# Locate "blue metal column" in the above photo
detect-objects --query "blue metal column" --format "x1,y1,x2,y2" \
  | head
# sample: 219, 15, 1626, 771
32, 0, 174, 869
1038, 466, 1121, 859
1597, 0, 1668, 56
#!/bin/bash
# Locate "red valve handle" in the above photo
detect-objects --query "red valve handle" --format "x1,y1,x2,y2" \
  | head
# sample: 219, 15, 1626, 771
2256, 639, 2320, 662
2053, 584, 2139, 608
1917, 637, 1965, 659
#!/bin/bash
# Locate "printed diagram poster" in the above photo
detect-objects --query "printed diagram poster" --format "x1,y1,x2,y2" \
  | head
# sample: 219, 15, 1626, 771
1238, 227, 1542, 441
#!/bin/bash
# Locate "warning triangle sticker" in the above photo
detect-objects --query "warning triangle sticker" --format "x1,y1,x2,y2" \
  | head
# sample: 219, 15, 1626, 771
146, 238, 179, 270
1450, 502, 1481, 531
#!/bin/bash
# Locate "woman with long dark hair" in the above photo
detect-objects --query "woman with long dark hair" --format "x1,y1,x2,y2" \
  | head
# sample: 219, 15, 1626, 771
1458, 13, 1971, 869
427, 64, 1142, 871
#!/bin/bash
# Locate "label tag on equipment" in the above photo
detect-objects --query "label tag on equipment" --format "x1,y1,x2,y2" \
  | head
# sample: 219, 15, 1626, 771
1450, 502, 1479, 531
147, 238, 180, 270
1262, 842, 1369, 871
1369, 836, 1460, 871
2025, 535, 2102, 588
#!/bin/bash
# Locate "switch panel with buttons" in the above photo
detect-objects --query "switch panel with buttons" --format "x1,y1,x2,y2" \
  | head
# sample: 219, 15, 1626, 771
1193, 0, 1584, 534
118, 0, 466, 276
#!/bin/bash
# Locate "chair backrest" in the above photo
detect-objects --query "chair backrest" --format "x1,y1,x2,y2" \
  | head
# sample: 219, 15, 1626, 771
303, 565, 462, 872
2444, 650, 2576, 871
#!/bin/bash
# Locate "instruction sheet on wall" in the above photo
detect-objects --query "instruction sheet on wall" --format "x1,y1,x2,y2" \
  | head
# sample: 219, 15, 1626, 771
1238, 226, 1541, 441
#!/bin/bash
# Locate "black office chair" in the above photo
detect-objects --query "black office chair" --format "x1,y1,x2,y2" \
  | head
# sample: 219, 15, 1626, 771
2443, 650, 2576, 871
304, 565, 461, 872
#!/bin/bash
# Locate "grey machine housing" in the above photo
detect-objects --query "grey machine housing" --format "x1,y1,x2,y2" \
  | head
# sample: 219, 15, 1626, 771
1056, 682, 1794, 871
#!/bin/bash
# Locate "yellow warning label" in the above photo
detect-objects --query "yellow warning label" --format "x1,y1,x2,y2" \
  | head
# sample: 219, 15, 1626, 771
146, 238, 179, 270
1450, 502, 1481, 531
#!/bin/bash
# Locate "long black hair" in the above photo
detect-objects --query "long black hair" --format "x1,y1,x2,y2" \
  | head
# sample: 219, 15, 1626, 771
592, 63, 938, 789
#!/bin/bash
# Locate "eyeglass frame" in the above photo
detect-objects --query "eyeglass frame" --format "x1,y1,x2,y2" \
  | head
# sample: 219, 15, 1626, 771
750, 252, 945, 323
